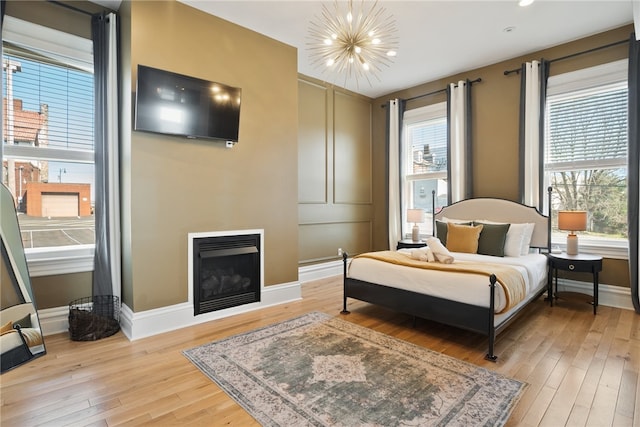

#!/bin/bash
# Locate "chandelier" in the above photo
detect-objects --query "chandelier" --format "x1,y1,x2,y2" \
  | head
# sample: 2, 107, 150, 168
307, 0, 398, 88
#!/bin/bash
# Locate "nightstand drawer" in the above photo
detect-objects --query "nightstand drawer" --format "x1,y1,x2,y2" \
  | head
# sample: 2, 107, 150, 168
551, 257, 602, 273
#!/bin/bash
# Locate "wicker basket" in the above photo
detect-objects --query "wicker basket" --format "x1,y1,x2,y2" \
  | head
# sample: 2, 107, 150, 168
68, 295, 120, 341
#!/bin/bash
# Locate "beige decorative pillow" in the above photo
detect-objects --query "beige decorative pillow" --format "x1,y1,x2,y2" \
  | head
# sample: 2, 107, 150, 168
446, 222, 484, 254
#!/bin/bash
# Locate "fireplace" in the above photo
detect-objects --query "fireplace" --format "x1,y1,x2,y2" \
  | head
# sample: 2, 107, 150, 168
191, 232, 261, 316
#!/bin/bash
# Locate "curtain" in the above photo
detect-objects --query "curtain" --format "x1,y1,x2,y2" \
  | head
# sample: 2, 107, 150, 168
628, 32, 640, 313
91, 12, 121, 299
1, 0, 5, 26
447, 80, 472, 203
519, 60, 550, 212
520, 61, 541, 208
387, 99, 405, 249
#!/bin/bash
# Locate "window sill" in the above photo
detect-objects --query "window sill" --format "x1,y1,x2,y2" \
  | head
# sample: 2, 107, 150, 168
551, 240, 629, 260
26, 245, 95, 277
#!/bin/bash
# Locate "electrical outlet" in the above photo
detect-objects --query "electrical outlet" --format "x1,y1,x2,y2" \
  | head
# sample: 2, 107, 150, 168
337, 248, 343, 256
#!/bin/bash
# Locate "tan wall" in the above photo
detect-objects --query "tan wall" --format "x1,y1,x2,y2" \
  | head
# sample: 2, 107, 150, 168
372, 24, 634, 289
32, 272, 92, 309
123, 1, 299, 311
298, 76, 374, 265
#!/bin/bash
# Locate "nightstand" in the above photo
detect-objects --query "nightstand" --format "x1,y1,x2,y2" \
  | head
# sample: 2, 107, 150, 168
547, 252, 603, 314
397, 240, 427, 250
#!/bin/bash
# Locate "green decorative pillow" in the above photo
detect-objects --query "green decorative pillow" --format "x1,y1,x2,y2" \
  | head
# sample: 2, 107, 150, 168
475, 222, 511, 257
12, 313, 32, 329
436, 220, 472, 245
435, 220, 448, 244
445, 223, 484, 253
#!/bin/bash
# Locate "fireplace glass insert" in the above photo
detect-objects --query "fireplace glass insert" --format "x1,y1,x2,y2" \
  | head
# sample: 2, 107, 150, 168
193, 233, 260, 315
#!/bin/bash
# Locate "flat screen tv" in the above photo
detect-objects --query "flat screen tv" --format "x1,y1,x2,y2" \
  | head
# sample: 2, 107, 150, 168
134, 65, 241, 142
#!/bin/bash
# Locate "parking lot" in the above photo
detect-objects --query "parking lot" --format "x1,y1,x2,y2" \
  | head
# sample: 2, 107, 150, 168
17, 215, 95, 248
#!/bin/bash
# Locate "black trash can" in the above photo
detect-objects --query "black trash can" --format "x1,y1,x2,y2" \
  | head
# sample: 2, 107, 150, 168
68, 295, 120, 341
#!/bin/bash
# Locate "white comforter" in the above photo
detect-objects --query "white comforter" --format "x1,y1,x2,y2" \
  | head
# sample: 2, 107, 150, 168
347, 250, 548, 318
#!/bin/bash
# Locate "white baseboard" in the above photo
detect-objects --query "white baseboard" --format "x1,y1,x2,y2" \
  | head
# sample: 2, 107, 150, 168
299, 259, 343, 283
38, 281, 301, 339
38, 305, 71, 336
120, 281, 301, 340
556, 278, 634, 311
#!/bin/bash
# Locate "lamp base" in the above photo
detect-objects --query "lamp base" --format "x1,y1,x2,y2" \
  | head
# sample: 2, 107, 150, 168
412, 225, 420, 242
566, 233, 578, 255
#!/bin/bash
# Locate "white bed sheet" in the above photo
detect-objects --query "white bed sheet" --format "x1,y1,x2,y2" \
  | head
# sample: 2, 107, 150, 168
347, 251, 548, 314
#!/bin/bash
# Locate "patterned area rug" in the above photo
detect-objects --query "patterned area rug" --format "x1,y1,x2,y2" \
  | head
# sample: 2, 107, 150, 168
183, 312, 525, 426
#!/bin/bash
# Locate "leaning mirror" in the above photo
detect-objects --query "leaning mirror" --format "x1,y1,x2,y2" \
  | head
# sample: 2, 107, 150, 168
1, 183, 46, 373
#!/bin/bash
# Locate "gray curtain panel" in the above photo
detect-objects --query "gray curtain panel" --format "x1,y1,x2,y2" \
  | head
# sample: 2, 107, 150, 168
91, 12, 115, 297
518, 62, 528, 204
628, 32, 640, 313
537, 61, 550, 208
464, 79, 473, 200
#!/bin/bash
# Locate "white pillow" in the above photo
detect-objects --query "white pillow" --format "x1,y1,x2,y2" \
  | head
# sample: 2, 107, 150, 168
474, 220, 535, 257
519, 223, 536, 255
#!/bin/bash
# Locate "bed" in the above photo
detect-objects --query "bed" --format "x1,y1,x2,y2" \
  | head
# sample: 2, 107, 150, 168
340, 195, 551, 361
1, 303, 45, 373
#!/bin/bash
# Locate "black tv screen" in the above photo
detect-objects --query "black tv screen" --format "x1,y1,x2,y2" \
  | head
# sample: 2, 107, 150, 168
134, 65, 241, 142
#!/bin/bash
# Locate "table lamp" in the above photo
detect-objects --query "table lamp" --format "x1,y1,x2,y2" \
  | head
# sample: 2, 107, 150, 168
407, 209, 425, 242
558, 210, 587, 255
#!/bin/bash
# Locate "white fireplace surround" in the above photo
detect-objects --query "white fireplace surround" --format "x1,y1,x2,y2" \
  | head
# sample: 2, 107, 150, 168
115, 228, 303, 340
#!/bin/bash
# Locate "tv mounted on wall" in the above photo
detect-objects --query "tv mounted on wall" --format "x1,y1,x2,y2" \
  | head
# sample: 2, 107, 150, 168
134, 65, 241, 142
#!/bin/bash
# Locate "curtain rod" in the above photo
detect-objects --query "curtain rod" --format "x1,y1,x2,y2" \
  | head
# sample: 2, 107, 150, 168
503, 38, 629, 75
381, 77, 482, 107
47, 0, 94, 17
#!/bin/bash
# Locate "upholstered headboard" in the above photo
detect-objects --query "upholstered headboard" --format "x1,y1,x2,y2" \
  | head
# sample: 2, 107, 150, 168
434, 198, 550, 250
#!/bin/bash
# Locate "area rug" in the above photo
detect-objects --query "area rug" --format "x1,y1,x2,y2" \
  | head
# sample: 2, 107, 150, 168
183, 312, 525, 426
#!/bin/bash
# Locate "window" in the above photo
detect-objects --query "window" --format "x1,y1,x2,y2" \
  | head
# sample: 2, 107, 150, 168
544, 60, 628, 258
2, 17, 95, 275
402, 103, 448, 238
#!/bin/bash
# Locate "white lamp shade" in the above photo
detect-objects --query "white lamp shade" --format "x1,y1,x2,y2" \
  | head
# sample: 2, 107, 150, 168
407, 209, 425, 224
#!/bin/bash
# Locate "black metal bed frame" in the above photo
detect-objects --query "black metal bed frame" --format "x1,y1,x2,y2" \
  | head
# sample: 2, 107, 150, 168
340, 190, 552, 362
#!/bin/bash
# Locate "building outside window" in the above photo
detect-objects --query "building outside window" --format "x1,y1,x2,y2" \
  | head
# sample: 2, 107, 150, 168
402, 102, 448, 239
544, 60, 628, 258
2, 17, 95, 275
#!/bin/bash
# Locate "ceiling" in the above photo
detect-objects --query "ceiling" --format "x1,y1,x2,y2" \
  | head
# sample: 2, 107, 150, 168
101, 1, 636, 98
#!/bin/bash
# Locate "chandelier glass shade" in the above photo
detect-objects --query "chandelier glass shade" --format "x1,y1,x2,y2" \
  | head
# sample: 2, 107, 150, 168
307, 0, 398, 87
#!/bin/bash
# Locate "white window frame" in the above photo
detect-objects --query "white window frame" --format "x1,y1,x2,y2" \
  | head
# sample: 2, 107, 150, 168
402, 102, 448, 239
545, 59, 628, 259
2, 16, 95, 275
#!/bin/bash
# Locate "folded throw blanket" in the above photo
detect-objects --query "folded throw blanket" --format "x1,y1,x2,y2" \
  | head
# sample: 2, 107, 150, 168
426, 237, 454, 264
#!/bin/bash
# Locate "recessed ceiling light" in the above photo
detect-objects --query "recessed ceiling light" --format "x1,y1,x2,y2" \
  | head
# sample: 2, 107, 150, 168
503, 26, 516, 33
519, 0, 535, 6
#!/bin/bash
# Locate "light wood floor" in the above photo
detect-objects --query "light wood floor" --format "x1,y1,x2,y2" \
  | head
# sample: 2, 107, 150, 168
1, 276, 639, 426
